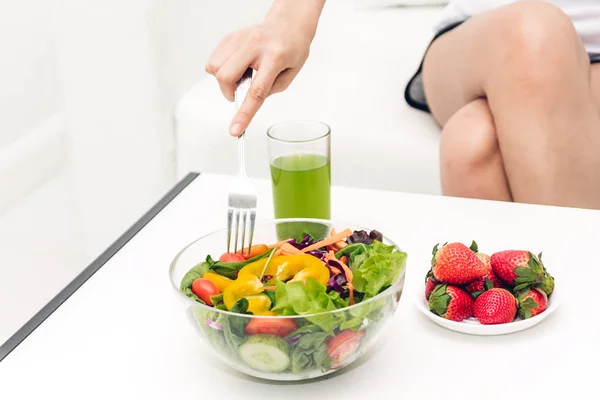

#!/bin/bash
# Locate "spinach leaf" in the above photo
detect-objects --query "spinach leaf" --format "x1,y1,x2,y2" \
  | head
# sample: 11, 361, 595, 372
180, 261, 210, 303
352, 241, 407, 298
215, 312, 248, 354
231, 298, 251, 314
289, 330, 332, 373
182, 287, 206, 304
208, 249, 274, 279
335, 243, 370, 265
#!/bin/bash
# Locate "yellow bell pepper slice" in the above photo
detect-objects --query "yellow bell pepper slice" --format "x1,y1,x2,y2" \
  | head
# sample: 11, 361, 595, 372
237, 257, 281, 279
245, 294, 272, 315
202, 272, 233, 292
291, 262, 331, 285
223, 275, 264, 310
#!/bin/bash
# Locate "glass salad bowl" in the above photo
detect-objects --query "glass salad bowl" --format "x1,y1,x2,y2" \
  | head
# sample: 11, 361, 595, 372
169, 219, 407, 381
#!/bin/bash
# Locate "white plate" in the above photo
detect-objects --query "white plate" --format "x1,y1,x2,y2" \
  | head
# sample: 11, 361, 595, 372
415, 287, 560, 336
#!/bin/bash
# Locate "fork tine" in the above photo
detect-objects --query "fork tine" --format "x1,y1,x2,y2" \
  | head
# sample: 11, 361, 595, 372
247, 208, 256, 256
227, 207, 233, 253
234, 209, 241, 253
240, 210, 247, 253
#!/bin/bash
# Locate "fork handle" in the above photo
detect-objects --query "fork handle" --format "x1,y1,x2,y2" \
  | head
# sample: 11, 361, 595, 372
235, 68, 253, 176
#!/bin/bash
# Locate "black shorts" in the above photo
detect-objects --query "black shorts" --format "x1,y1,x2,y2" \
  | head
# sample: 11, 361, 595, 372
404, 20, 600, 113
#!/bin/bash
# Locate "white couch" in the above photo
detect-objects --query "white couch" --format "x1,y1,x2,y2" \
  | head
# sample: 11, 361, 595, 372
175, 0, 445, 195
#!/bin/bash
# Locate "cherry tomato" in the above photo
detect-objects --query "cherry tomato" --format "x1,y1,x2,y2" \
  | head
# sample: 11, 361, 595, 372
236, 244, 269, 260
191, 278, 220, 306
327, 329, 365, 369
219, 252, 246, 263
244, 318, 297, 338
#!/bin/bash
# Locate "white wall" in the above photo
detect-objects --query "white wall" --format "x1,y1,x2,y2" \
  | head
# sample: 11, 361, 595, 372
0, 0, 63, 150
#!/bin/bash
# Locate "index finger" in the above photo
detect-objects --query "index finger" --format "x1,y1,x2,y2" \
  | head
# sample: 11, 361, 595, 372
229, 65, 281, 136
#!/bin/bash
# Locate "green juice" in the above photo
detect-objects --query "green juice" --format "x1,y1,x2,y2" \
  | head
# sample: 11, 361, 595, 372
270, 153, 331, 240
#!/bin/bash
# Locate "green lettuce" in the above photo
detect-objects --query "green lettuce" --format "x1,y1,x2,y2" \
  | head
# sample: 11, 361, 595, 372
351, 241, 407, 298
272, 278, 348, 333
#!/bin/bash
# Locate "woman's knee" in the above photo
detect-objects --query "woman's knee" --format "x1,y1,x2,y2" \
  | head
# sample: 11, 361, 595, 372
487, 2, 588, 88
440, 100, 499, 175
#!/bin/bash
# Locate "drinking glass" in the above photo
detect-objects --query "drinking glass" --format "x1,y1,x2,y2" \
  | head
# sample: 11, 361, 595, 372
267, 121, 331, 239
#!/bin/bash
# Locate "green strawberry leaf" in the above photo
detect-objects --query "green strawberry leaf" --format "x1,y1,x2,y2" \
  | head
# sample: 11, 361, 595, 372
514, 283, 533, 291
484, 278, 493, 291
527, 253, 544, 275
471, 291, 483, 300
517, 288, 531, 301
519, 308, 533, 319
514, 267, 536, 279
469, 241, 479, 253
520, 298, 537, 310
428, 284, 451, 316
431, 244, 439, 267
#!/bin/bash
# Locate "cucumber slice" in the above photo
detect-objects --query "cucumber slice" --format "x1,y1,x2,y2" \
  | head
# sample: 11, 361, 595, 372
238, 334, 290, 373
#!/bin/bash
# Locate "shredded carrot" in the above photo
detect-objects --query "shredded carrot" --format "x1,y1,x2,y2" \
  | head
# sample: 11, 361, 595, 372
348, 286, 355, 305
280, 242, 302, 255
263, 286, 276, 291
336, 241, 348, 249
274, 249, 283, 256
268, 238, 293, 249
301, 229, 353, 253
340, 255, 348, 265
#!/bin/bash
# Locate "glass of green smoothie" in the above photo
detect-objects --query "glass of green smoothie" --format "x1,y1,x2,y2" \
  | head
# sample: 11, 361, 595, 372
267, 121, 331, 240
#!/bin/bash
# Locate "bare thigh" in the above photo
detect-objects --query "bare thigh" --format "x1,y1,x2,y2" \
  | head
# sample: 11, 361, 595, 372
593, 64, 600, 107
422, 3, 592, 125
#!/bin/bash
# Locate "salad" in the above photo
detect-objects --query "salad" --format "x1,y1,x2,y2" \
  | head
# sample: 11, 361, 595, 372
180, 228, 407, 375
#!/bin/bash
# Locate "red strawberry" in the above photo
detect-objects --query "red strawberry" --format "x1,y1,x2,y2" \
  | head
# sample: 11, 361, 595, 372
473, 288, 517, 325
465, 253, 505, 295
490, 251, 554, 295
431, 242, 487, 285
428, 284, 474, 322
425, 269, 439, 300
517, 288, 548, 319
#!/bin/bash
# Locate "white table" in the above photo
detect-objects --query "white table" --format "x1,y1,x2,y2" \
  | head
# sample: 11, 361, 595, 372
1, 173, 598, 399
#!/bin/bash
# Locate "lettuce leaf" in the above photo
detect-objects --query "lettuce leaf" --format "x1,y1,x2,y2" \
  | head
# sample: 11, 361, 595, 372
272, 278, 348, 333
351, 241, 407, 298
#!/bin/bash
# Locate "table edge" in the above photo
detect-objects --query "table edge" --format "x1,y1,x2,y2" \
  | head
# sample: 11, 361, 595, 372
0, 172, 200, 363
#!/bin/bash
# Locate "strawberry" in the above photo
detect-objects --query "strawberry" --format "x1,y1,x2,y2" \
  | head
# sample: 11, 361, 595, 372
428, 284, 474, 322
431, 242, 487, 285
490, 250, 554, 295
473, 288, 517, 325
465, 253, 505, 296
425, 269, 439, 300
516, 288, 548, 319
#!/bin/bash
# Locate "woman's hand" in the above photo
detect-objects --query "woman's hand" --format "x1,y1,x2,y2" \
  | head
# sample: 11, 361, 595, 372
205, 0, 326, 136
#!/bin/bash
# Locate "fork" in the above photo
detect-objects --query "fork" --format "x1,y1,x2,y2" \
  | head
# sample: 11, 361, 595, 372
227, 68, 257, 255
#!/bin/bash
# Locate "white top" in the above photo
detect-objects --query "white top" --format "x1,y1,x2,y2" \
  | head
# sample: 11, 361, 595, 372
1, 173, 599, 399
439, 0, 600, 53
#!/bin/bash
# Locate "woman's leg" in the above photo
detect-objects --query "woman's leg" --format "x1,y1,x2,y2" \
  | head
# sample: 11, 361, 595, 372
423, 1, 600, 209
440, 99, 513, 201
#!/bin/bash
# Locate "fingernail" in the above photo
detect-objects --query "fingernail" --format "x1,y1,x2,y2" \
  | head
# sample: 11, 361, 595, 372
231, 123, 243, 136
